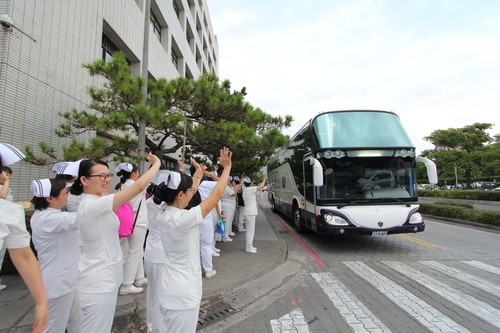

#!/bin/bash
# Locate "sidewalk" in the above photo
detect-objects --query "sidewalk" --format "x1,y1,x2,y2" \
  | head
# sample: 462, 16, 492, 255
0, 197, 292, 332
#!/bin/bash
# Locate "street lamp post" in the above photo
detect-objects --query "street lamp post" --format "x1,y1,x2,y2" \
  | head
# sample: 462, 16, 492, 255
137, 0, 151, 173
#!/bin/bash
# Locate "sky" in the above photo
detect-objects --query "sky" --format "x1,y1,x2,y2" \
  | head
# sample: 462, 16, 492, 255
206, 0, 500, 154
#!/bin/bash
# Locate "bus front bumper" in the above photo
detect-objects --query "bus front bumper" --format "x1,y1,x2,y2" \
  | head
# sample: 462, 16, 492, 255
313, 223, 425, 236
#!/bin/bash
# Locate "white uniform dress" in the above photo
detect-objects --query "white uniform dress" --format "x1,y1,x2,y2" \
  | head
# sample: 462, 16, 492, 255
0, 185, 14, 276
144, 198, 167, 333
159, 205, 203, 333
30, 208, 82, 333
221, 186, 236, 240
197, 181, 217, 273
77, 193, 123, 333
120, 179, 148, 286
242, 186, 259, 251
0, 200, 30, 250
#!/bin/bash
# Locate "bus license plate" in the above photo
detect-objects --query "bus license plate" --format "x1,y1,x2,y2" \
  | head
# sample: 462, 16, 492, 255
372, 231, 387, 237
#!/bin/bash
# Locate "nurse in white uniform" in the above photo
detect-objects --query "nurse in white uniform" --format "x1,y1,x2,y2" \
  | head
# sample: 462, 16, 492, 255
70, 153, 160, 333
242, 174, 267, 254
30, 178, 82, 333
115, 163, 149, 296
155, 148, 232, 332
143, 170, 171, 333
0, 143, 48, 333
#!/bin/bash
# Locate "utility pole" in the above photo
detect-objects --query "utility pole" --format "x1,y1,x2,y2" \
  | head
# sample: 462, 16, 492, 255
137, 0, 151, 173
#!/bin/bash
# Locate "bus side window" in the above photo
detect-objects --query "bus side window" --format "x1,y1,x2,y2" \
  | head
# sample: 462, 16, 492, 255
304, 161, 314, 202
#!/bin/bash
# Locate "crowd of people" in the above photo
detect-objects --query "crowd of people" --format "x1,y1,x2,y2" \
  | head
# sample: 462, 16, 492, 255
0, 142, 268, 333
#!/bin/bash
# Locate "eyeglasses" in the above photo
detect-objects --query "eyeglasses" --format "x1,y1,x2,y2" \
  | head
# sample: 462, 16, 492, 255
87, 173, 114, 181
188, 187, 197, 192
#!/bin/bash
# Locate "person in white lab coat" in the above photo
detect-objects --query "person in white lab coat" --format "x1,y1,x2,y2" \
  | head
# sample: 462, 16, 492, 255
30, 178, 82, 333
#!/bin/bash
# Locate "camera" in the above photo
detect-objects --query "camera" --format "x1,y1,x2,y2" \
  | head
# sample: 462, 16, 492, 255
0, 14, 14, 29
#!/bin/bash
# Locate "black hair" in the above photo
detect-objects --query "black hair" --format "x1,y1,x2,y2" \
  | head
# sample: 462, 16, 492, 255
116, 164, 138, 191
151, 172, 193, 205
31, 178, 68, 211
70, 159, 109, 195
1, 166, 12, 174
55, 174, 74, 181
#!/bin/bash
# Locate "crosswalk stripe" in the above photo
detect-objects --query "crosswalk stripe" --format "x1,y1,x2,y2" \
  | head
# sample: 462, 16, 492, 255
311, 272, 392, 333
420, 260, 500, 297
344, 261, 470, 333
270, 308, 311, 333
462, 260, 500, 276
383, 261, 500, 329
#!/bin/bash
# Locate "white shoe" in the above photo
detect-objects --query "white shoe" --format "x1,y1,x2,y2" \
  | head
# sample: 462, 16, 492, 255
119, 285, 144, 295
134, 278, 148, 287
205, 270, 217, 279
223, 237, 233, 242
212, 251, 220, 257
213, 247, 220, 253
0, 284, 6, 291
229, 232, 236, 236
245, 248, 257, 254
238, 228, 246, 232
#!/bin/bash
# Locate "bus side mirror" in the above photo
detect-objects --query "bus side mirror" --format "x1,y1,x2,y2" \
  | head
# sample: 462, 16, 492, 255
310, 158, 324, 186
416, 156, 438, 185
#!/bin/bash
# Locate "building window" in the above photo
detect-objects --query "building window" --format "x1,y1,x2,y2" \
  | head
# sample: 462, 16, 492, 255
101, 35, 119, 62
150, 11, 161, 41
171, 47, 178, 68
173, 0, 180, 18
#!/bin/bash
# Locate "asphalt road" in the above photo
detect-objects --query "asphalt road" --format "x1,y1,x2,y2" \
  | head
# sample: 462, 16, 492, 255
219, 203, 500, 333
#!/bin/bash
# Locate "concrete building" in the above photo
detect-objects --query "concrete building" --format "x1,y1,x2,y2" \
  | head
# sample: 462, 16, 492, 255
0, 0, 219, 200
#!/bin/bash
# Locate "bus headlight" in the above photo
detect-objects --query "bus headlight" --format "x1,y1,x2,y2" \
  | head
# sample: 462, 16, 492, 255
324, 213, 349, 226
408, 212, 423, 224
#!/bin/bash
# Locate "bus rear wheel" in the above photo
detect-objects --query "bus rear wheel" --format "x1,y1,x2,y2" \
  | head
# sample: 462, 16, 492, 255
293, 206, 307, 234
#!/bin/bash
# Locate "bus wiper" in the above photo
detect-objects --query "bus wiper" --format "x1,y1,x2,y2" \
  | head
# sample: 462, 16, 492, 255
384, 197, 411, 207
337, 200, 370, 209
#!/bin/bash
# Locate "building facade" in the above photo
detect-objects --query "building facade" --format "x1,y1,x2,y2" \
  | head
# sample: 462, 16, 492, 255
0, 0, 219, 200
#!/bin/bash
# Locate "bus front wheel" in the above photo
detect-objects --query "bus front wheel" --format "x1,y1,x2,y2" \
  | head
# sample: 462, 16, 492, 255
293, 206, 307, 234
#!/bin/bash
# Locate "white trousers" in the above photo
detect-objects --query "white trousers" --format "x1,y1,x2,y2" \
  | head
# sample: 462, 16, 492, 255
45, 290, 82, 333
144, 261, 166, 333
236, 206, 245, 230
245, 215, 257, 250
199, 218, 214, 272
221, 208, 235, 239
160, 306, 199, 333
0, 244, 5, 274
78, 289, 118, 333
120, 225, 147, 285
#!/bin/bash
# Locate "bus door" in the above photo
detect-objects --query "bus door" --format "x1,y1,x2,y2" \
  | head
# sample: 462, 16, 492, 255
303, 156, 323, 230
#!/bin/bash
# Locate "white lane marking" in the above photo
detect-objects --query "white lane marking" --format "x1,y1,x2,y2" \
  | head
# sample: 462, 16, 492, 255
462, 260, 500, 276
270, 307, 311, 333
383, 260, 500, 329
421, 260, 500, 297
311, 272, 392, 333
344, 261, 470, 333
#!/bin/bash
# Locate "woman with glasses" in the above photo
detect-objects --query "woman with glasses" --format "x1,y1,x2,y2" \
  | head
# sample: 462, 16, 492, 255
30, 178, 82, 332
69, 153, 161, 333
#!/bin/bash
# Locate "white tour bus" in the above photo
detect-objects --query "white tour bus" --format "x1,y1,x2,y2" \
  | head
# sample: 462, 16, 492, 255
267, 110, 438, 235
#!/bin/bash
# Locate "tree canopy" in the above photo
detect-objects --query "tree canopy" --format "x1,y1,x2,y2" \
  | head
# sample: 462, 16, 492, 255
421, 122, 494, 187
24, 52, 292, 175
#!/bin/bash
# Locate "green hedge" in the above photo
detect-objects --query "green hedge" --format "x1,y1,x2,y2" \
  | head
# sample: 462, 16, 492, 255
420, 203, 500, 227
418, 189, 500, 201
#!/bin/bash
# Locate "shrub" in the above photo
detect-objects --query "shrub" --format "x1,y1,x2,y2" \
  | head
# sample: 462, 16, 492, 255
420, 203, 500, 227
418, 190, 500, 201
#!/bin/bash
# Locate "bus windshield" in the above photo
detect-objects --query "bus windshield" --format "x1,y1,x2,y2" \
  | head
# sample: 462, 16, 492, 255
316, 155, 417, 203
313, 111, 414, 148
